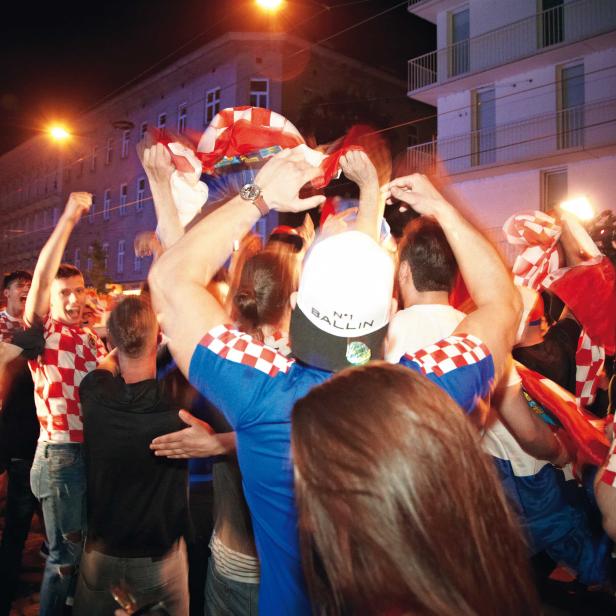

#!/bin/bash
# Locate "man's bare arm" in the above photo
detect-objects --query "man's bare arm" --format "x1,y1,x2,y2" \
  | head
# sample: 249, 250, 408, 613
339, 150, 382, 241
137, 142, 184, 250
148, 147, 326, 377
382, 174, 521, 383
25, 192, 91, 325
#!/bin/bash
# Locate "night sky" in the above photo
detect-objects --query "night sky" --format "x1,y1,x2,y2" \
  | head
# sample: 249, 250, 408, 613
0, 0, 434, 155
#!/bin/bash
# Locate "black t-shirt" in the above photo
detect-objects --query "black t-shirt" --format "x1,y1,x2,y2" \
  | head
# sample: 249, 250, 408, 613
513, 318, 581, 394
0, 357, 38, 464
80, 370, 189, 558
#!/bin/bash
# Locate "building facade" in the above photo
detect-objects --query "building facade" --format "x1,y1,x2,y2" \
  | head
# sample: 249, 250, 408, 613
406, 0, 616, 250
0, 31, 433, 288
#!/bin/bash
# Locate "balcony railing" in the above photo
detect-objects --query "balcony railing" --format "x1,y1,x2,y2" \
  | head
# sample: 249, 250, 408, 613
405, 96, 616, 175
408, 0, 616, 93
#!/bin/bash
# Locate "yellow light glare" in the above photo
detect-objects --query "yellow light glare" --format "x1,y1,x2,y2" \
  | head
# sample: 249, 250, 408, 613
559, 196, 595, 221
256, 0, 283, 11
49, 126, 70, 142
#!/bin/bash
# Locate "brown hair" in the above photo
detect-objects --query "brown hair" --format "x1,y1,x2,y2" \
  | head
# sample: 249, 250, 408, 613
232, 248, 298, 340
56, 263, 83, 280
399, 218, 457, 292
292, 363, 539, 616
107, 296, 158, 358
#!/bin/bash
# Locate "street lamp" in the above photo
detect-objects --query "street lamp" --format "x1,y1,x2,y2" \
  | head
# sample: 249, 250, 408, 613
48, 125, 71, 142
559, 196, 595, 221
256, 0, 284, 11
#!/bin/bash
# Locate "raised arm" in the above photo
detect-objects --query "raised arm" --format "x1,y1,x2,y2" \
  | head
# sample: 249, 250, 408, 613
25, 192, 91, 325
148, 147, 326, 376
137, 141, 184, 250
339, 150, 383, 241
383, 174, 521, 383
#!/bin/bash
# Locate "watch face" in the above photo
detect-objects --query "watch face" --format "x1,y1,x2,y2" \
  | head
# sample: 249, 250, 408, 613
240, 183, 261, 201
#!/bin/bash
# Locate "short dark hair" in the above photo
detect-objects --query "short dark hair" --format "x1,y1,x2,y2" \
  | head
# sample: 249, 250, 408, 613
56, 263, 83, 280
107, 296, 158, 358
399, 218, 457, 293
3, 270, 32, 290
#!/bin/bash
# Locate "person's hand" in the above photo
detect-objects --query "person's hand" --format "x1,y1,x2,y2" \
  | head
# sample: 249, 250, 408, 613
63, 192, 92, 222
256, 146, 326, 213
150, 410, 225, 458
137, 142, 175, 186
380, 173, 449, 218
134, 231, 162, 258
339, 150, 378, 188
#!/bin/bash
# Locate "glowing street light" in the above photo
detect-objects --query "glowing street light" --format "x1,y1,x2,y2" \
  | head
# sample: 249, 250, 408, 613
559, 196, 595, 221
256, 0, 284, 11
48, 125, 71, 142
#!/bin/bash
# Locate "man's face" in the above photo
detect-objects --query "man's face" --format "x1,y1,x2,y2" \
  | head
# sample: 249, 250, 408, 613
3, 278, 31, 317
50, 276, 86, 325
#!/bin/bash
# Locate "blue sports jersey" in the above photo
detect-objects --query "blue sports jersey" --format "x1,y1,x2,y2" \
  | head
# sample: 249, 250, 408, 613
189, 325, 494, 615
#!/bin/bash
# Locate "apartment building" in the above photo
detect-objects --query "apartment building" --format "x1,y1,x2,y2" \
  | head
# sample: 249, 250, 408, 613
0, 31, 433, 288
406, 0, 616, 249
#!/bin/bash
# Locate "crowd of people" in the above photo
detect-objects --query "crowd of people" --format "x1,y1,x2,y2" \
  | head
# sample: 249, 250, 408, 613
0, 106, 615, 616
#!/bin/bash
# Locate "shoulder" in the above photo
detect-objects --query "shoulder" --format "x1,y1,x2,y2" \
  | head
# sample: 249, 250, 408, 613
80, 369, 116, 395
193, 324, 295, 378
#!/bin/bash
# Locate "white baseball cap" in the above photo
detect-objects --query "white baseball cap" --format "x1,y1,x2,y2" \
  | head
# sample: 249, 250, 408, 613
290, 230, 394, 372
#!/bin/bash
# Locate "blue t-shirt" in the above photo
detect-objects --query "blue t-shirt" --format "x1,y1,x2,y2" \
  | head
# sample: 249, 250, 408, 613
189, 325, 494, 615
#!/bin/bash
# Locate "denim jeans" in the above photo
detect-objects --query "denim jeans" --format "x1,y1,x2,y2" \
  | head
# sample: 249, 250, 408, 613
30, 442, 86, 616
73, 540, 189, 616
205, 558, 259, 616
0, 458, 39, 616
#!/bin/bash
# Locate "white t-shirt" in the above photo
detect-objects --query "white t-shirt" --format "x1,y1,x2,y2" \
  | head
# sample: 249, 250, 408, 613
385, 304, 465, 363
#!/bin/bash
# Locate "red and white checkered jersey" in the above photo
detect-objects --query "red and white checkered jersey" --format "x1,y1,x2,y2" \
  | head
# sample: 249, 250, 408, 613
29, 316, 106, 443
600, 438, 616, 489
0, 310, 24, 343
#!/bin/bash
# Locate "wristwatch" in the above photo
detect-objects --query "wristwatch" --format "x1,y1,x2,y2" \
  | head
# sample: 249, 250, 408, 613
240, 183, 269, 217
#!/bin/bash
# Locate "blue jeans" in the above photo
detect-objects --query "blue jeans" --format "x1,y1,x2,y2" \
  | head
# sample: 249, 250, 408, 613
0, 458, 39, 616
73, 540, 189, 616
205, 558, 259, 616
30, 442, 86, 616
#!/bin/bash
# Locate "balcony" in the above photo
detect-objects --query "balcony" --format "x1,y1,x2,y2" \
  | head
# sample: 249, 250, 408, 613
407, 0, 616, 98
405, 95, 616, 176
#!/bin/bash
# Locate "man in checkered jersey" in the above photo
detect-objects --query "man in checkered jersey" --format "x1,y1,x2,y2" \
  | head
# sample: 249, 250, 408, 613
148, 147, 520, 615
24, 192, 106, 616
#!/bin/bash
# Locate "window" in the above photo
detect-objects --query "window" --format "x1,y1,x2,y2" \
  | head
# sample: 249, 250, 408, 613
102, 242, 109, 272
157, 112, 167, 129
140, 122, 148, 140
205, 87, 221, 125
136, 178, 146, 212
87, 246, 93, 272
472, 87, 496, 166
105, 138, 113, 165
541, 168, 567, 212
74, 248, 80, 269
89, 195, 96, 223
558, 63, 584, 150
407, 126, 419, 147
249, 79, 269, 108
540, 0, 564, 48
449, 7, 470, 77
52, 207, 59, 225
91, 147, 98, 172
77, 158, 84, 178
117, 240, 125, 273
119, 183, 128, 216
178, 102, 187, 134
134, 254, 142, 273
121, 130, 130, 158
103, 189, 111, 220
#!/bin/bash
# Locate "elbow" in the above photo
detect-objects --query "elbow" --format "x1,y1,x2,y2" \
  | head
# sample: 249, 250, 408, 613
601, 511, 616, 542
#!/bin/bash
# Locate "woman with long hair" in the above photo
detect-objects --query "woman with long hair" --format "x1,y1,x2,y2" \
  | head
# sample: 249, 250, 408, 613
206, 246, 299, 614
292, 363, 540, 616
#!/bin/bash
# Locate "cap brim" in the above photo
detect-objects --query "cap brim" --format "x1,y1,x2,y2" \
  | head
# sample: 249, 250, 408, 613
289, 306, 388, 373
